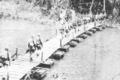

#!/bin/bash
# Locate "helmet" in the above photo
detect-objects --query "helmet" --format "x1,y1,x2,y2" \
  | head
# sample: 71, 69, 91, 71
5, 48, 9, 51
36, 36, 40, 41
5, 45, 9, 51
38, 33, 41, 36
31, 35, 34, 40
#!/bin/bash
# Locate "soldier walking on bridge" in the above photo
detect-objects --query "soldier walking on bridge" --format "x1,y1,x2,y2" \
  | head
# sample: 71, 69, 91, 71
28, 36, 36, 62
0, 47, 11, 80
35, 34, 43, 57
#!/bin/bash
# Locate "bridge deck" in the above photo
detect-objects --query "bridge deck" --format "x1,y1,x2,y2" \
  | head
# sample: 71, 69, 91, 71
0, 21, 102, 80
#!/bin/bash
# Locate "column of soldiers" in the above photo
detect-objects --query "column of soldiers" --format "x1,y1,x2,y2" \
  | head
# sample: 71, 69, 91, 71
59, 8, 107, 39
27, 34, 43, 62
0, 34, 43, 79
59, 9, 77, 38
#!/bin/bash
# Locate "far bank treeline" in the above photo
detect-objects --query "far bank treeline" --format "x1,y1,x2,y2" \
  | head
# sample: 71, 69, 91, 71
25, 0, 120, 16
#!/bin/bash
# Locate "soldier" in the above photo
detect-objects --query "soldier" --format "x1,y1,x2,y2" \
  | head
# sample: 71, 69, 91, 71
0, 47, 11, 80
28, 36, 36, 62
35, 34, 43, 57
64, 23, 69, 37
31, 36, 36, 49
36, 34, 43, 50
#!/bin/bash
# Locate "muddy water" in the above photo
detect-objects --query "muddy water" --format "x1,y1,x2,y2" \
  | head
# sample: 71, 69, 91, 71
0, 19, 58, 55
45, 28, 120, 80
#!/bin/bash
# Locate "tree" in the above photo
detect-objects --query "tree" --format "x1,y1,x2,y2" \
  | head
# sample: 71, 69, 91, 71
103, 0, 106, 12
89, 0, 94, 14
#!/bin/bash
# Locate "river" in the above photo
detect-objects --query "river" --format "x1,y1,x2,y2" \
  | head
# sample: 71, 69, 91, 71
45, 27, 120, 80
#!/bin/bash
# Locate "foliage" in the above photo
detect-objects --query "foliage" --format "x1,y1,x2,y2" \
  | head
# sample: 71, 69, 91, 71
0, 0, 120, 21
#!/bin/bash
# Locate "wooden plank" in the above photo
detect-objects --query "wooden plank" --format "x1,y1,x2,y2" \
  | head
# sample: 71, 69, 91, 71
11, 58, 40, 64
11, 61, 38, 66
9, 67, 33, 72
0, 76, 3, 80
9, 65, 36, 71
8, 70, 28, 80
11, 63, 38, 67
9, 74, 24, 79
17, 54, 30, 59
9, 78, 19, 80
9, 72, 27, 78
9, 63, 38, 72
9, 71, 24, 77
9, 65, 34, 70
9, 69, 29, 74
15, 55, 42, 62
9, 70, 28, 80
0, 72, 4, 76
0, 67, 6, 76
9, 75, 22, 80
9, 66, 31, 71
9, 73, 25, 77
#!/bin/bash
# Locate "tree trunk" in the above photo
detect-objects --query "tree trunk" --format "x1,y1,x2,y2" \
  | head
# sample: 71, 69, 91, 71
112, 0, 117, 18
103, 0, 106, 12
89, 0, 94, 14
113, 0, 116, 8
112, 0, 116, 13
40, 0, 44, 7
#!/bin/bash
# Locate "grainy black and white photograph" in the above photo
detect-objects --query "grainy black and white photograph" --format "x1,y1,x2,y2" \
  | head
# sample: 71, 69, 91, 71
0, 0, 120, 80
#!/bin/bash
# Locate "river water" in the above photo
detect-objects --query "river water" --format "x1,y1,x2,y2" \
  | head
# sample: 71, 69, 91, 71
45, 28, 120, 80
0, 19, 57, 55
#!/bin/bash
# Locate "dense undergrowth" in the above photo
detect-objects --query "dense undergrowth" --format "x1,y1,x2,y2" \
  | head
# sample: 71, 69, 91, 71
0, 0, 119, 24
0, 0, 45, 22
0, 0, 71, 23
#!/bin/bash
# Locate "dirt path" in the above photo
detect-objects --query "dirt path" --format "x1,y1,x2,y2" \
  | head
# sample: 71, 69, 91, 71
45, 28, 120, 80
